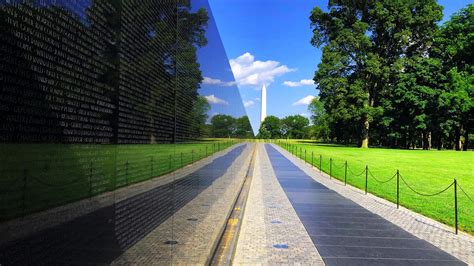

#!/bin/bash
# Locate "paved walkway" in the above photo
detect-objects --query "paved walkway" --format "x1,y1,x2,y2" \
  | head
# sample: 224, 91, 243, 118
235, 143, 471, 265
234, 144, 323, 265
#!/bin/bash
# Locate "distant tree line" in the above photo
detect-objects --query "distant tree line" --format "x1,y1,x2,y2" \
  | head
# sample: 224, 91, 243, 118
205, 114, 254, 138
257, 115, 311, 139
310, 1, 473, 150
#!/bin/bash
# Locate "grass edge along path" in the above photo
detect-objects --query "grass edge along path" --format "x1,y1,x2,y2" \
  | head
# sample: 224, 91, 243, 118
0, 139, 241, 222
274, 140, 473, 235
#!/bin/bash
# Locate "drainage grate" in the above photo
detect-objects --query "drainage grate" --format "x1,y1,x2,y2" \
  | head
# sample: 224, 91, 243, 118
164, 240, 178, 245
270, 220, 282, 224
273, 244, 289, 249
187, 218, 198, 221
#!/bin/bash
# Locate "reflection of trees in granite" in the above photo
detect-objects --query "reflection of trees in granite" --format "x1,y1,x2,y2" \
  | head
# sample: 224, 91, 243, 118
0, 0, 209, 145
0, 145, 246, 265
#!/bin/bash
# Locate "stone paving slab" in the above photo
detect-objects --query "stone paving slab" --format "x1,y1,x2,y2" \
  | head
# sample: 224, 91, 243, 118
112, 144, 253, 265
234, 143, 324, 265
271, 143, 474, 265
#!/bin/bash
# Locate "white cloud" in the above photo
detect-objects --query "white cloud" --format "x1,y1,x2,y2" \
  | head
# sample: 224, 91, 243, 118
292, 95, 315, 106
202, 77, 236, 87
244, 100, 255, 108
229, 52, 295, 87
283, 79, 314, 87
300, 113, 309, 117
204, 95, 228, 105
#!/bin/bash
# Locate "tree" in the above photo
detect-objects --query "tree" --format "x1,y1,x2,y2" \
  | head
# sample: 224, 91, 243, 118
234, 116, 254, 138
310, 0, 443, 148
433, 4, 474, 150
190, 96, 211, 137
308, 97, 330, 141
210, 115, 235, 138
281, 115, 310, 139
257, 116, 281, 139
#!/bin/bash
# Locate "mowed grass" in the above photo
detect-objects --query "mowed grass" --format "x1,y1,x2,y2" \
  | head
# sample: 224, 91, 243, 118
277, 140, 473, 234
0, 139, 237, 221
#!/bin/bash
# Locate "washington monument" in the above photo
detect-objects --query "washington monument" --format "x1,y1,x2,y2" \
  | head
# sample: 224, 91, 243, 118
260, 84, 267, 122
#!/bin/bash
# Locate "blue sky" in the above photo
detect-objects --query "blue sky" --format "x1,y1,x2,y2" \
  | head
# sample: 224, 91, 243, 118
199, 0, 472, 134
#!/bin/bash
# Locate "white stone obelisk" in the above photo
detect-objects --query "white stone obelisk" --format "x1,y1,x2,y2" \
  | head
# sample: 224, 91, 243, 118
260, 84, 267, 122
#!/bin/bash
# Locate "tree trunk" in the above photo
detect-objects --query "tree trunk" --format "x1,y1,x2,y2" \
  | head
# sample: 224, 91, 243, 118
463, 130, 469, 151
455, 128, 461, 151
360, 119, 369, 148
422, 131, 432, 150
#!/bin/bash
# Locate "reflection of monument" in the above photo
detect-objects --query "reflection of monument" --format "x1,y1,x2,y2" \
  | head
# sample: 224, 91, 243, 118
260, 84, 267, 122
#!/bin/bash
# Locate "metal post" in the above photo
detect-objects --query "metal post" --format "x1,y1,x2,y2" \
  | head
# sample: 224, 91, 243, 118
396, 170, 400, 209
191, 150, 194, 163
21, 169, 28, 217
319, 155, 322, 173
169, 154, 172, 170
205, 146, 208, 157
311, 152, 314, 166
125, 160, 129, 185
180, 152, 183, 167
344, 161, 347, 185
329, 158, 332, 179
89, 162, 93, 197
150, 156, 154, 177
454, 178, 458, 235
304, 150, 306, 163
365, 165, 368, 194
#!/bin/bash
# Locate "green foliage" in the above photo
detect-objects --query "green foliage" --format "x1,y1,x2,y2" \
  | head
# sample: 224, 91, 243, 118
210, 115, 254, 138
309, 0, 474, 149
308, 97, 331, 141
281, 115, 310, 139
257, 116, 282, 139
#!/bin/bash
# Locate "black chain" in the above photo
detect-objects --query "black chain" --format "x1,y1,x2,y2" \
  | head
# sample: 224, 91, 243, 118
457, 183, 474, 203
31, 175, 86, 187
368, 169, 397, 184
399, 174, 454, 197
348, 166, 365, 176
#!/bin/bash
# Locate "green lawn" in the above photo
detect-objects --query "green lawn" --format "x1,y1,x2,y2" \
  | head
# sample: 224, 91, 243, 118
276, 140, 473, 234
0, 139, 237, 221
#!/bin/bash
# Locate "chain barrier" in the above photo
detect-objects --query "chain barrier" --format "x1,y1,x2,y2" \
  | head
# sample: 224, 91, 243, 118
30, 175, 86, 188
399, 174, 454, 197
368, 169, 397, 184
348, 166, 365, 176
457, 183, 474, 203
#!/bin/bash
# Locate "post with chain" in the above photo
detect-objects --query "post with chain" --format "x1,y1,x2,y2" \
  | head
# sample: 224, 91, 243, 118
319, 155, 322, 173
180, 152, 183, 168
89, 162, 93, 197
329, 158, 332, 179
21, 168, 28, 218
205, 146, 208, 157
365, 165, 368, 194
396, 170, 400, 209
344, 161, 347, 185
169, 154, 172, 170
311, 152, 314, 167
191, 150, 194, 164
150, 156, 154, 177
454, 178, 458, 235
125, 160, 129, 185
304, 149, 306, 163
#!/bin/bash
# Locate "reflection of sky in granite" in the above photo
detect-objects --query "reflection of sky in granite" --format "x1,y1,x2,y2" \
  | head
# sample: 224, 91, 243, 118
31, 0, 92, 26
193, 0, 249, 121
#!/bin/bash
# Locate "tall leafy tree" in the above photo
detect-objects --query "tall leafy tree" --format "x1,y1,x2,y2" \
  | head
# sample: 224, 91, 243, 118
310, 0, 443, 148
281, 115, 310, 139
234, 116, 254, 138
257, 116, 282, 139
434, 4, 474, 150
210, 115, 235, 138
